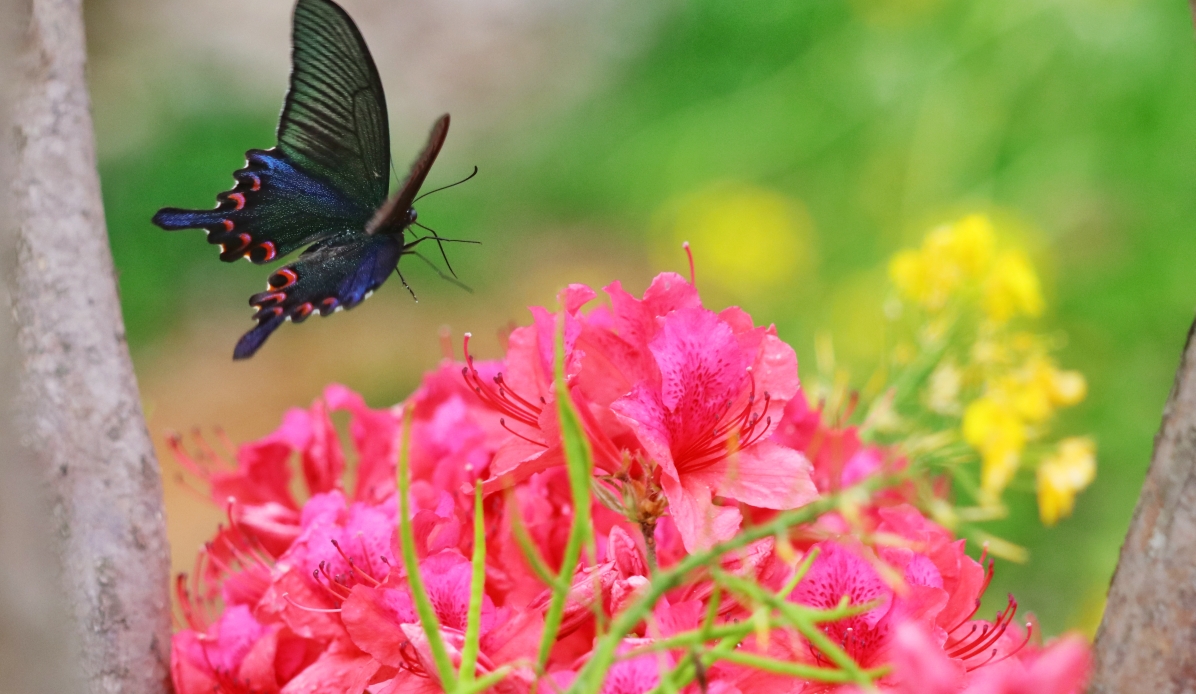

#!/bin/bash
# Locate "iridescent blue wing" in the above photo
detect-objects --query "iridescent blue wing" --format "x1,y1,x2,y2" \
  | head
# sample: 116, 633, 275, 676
152, 0, 389, 262
152, 149, 369, 262
233, 233, 403, 359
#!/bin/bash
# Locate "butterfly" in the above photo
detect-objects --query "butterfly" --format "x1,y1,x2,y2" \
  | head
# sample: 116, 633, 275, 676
153, 0, 472, 359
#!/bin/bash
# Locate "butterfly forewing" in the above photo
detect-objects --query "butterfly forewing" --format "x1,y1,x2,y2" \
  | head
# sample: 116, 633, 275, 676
280, 0, 391, 209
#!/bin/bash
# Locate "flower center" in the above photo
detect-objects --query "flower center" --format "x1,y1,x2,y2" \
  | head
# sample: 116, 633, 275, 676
671, 375, 772, 472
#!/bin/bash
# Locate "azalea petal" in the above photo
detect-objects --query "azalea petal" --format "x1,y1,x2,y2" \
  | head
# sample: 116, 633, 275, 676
342, 586, 410, 668
662, 471, 744, 552
300, 398, 344, 495
558, 283, 598, 315
324, 384, 398, 503
890, 621, 966, 694
686, 441, 817, 511
279, 650, 379, 694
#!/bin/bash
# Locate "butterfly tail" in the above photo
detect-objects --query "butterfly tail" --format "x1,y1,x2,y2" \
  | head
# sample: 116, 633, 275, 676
152, 207, 225, 231
233, 313, 286, 360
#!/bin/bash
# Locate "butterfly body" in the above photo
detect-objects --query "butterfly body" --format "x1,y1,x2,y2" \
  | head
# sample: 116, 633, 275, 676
152, 0, 455, 359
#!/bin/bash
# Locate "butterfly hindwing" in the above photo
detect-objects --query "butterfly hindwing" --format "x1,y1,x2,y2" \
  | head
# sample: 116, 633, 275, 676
234, 233, 404, 359
280, 0, 390, 209
152, 149, 371, 263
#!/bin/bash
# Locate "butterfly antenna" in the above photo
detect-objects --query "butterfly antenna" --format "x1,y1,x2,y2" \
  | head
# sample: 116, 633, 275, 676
410, 251, 474, 294
413, 166, 479, 203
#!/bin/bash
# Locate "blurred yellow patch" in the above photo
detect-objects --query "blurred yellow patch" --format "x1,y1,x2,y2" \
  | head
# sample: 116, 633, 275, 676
962, 397, 1025, 498
657, 183, 814, 298
983, 251, 1044, 323
1037, 437, 1097, 526
889, 214, 995, 311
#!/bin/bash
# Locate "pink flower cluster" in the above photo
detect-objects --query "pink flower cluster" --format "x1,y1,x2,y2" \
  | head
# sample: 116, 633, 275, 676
171, 273, 1089, 694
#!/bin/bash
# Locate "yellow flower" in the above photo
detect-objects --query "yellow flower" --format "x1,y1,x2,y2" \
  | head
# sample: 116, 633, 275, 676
949, 214, 996, 277
983, 250, 1043, 323
1048, 368, 1087, 407
889, 215, 996, 312
1037, 437, 1097, 525
962, 397, 1026, 498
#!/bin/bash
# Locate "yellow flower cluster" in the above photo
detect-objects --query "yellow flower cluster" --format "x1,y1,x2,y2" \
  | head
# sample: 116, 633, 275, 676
888, 214, 1094, 526
889, 214, 1043, 323
1037, 437, 1097, 526
962, 350, 1087, 503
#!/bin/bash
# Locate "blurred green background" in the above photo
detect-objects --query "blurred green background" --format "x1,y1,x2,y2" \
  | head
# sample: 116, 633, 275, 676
89, 0, 1196, 637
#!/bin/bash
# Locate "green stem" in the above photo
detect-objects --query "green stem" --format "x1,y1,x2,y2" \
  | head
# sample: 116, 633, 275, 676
458, 481, 487, 686
718, 651, 889, 682
395, 404, 458, 691
535, 313, 599, 672
565, 483, 879, 694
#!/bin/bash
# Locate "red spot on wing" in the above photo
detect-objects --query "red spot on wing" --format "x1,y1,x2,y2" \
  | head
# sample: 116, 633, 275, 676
222, 219, 235, 232
319, 297, 339, 315
269, 268, 298, 289
228, 192, 246, 211
249, 174, 261, 192
293, 302, 314, 321
257, 241, 276, 262
253, 292, 287, 308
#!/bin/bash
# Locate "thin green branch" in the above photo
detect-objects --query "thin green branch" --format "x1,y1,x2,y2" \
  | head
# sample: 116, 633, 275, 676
565, 481, 886, 694
712, 571, 868, 682
396, 404, 459, 691
535, 313, 599, 672
507, 489, 561, 589
459, 481, 487, 685
718, 650, 889, 682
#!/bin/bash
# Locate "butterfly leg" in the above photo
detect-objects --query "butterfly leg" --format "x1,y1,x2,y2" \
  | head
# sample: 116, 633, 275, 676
408, 251, 473, 293
395, 267, 418, 303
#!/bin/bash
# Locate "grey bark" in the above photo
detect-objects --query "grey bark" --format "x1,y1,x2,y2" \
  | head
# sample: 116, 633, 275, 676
8, 0, 172, 693
1, 1, 85, 691
1089, 315, 1196, 692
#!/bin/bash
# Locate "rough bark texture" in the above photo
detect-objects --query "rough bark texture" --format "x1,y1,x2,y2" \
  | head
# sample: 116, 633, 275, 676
9, 0, 172, 693
1, 1, 85, 690
1089, 315, 1196, 692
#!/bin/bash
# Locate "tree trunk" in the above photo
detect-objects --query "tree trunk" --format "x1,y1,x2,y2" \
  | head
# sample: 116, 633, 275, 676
1089, 315, 1196, 691
9, 0, 172, 692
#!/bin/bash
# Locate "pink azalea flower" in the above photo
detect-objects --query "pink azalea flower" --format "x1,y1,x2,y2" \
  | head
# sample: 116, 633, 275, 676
164, 270, 1092, 694
170, 385, 407, 556
610, 300, 817, 551
172, 605, 320, 694
889, 622, 1089, 694
342, 550, 540, 692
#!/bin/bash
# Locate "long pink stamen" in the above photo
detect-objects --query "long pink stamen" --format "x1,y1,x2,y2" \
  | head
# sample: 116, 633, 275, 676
672, 371, 773, 470
683, 241, 696, 287
461, 333, 544, 430
282, 592, 342, 614
948, 595, 1019, 662
330, 539, 382, 587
